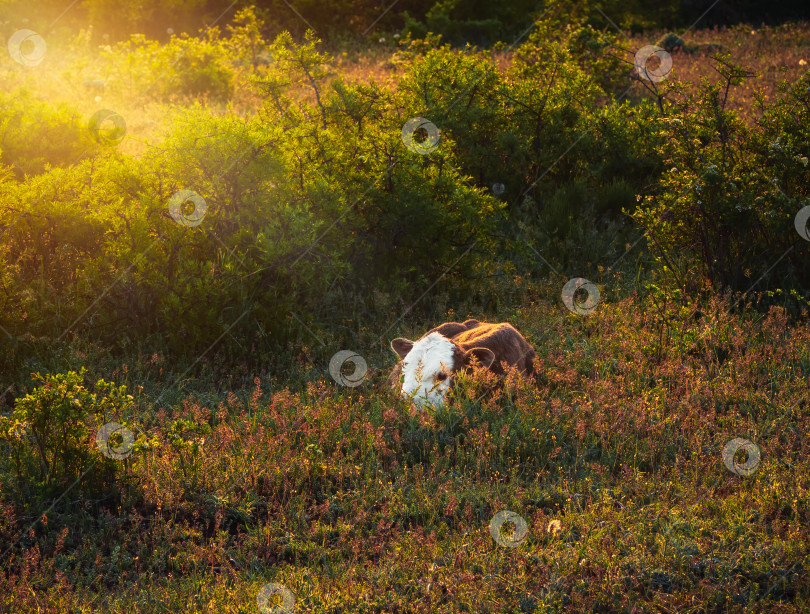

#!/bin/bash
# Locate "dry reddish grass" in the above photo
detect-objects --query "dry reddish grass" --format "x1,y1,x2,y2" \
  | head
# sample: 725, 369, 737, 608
329, 22, 810, 118
641, 23, 810, 123
1, 277, 808, 612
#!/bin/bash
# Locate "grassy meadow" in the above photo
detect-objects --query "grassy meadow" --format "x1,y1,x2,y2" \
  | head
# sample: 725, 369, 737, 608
0, 2, 809, 612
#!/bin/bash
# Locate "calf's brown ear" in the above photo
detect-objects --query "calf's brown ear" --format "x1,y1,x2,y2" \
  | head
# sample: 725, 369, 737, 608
464, 347, 496, 369
391, 338, 414, 359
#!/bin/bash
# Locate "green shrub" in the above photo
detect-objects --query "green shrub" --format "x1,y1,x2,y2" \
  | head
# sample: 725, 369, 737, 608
99, 30, 234, 102
391, 34, 663, 275
633, 56, 810, 298
0, 368, 137, 497
251, 31, 507, 287
166, 417, 211, 494
0, 25, 660, 365
0, 89, 98, 176
1, 20, 807, 378
404, 0, 522, 47
0, 32, 508, 363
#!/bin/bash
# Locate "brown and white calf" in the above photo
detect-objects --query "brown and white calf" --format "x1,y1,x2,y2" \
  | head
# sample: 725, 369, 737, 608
389, 319, 536, 408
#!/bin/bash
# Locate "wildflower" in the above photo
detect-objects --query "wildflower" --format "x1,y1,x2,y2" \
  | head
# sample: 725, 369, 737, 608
547, 519, 562, 535
800, 59, 807, 66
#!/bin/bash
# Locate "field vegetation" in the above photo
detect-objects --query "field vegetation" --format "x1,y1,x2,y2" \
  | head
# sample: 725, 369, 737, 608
0, 1, 809, 612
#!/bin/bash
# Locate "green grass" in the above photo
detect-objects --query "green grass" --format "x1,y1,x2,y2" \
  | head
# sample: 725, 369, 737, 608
1, 280, 808, 613
1, 13, 809, 614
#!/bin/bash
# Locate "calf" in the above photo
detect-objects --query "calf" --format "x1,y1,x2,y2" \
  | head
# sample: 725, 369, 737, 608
389, 319, 536, 408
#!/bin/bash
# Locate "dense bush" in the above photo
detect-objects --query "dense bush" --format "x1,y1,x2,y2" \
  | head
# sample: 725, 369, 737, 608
0, 368, 136, 499
0, 89, 98, 176
388, 29, 664, 273
0, 9, 808, 380
633, 57, 810, 296
0, 29, 489, 363
402, 0, 540, 47
98, 31, 235, 102
0, 28, 509, 365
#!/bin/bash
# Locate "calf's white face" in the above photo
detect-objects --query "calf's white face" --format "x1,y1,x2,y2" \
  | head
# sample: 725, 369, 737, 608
393, 332, 455, 408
